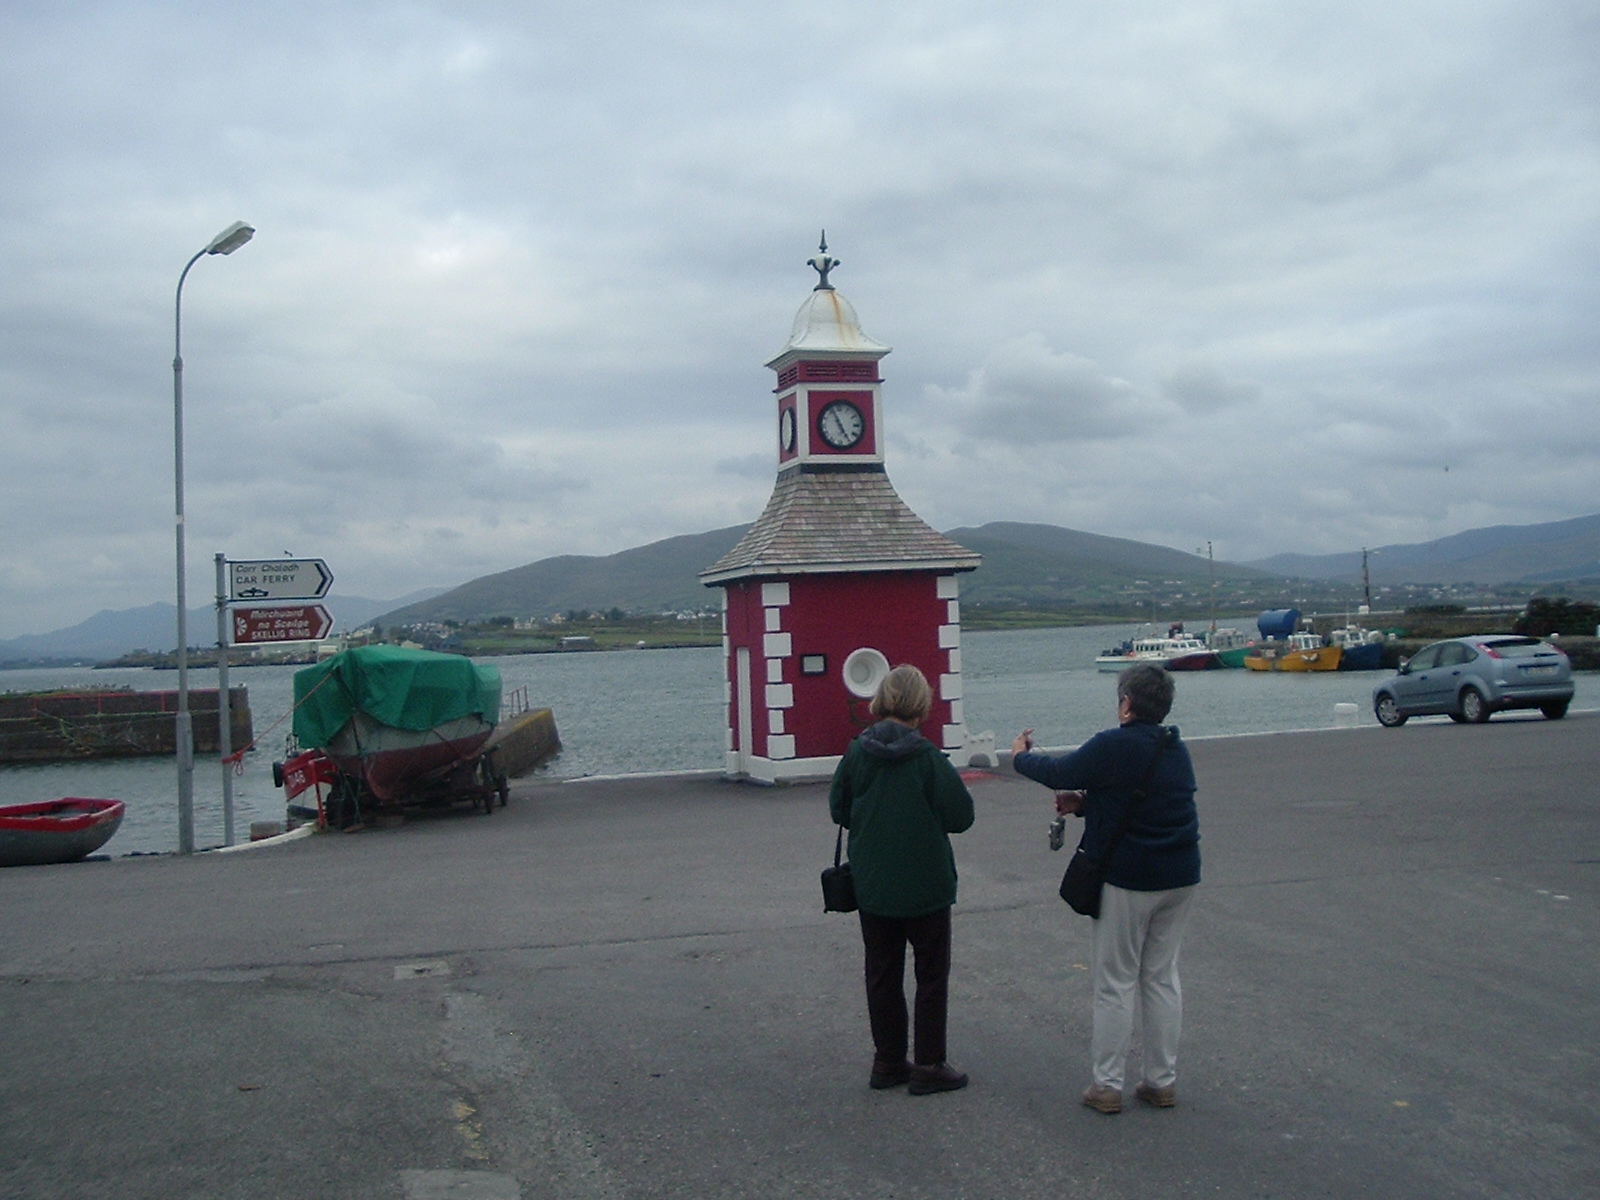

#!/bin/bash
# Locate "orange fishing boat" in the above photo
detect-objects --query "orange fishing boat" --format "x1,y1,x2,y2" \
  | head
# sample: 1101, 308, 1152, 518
1243, 633, 1343, 672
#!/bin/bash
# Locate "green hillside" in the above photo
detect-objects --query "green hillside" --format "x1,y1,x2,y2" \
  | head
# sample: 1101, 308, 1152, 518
948, 523, 1270, 608
376, 521, 1278, 629
378, 526, 748, 626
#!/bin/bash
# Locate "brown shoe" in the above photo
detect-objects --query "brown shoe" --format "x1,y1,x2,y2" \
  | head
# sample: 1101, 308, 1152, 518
870, 1058, 912, 1090
1082, 1083, 1122, 1114
908, 1062, 969, 1095
1135, 1082, 1177, 1108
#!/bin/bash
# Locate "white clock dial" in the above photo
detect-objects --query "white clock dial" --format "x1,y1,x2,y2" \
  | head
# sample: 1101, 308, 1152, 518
779, 407, 797, 453
817, 400, 865, 449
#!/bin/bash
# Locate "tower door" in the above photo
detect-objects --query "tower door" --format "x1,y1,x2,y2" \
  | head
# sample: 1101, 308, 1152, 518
735, 646, 754, 776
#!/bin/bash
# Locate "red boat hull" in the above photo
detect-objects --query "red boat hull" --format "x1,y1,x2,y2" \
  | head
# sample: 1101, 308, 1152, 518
324, 729, 492, 803
0, 798, 125, 867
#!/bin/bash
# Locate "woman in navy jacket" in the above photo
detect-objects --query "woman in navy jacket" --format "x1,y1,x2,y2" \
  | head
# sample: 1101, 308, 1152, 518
1012, 664, 1200, 1114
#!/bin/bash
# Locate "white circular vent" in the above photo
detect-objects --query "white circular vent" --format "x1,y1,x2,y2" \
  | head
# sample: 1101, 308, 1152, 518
841, 647, 891, 699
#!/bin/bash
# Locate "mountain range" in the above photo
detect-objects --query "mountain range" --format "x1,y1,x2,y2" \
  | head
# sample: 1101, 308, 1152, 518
1244, 513, 1600, 585
5, 513, 1596, 665
0, 590, 445, 667
375, 513, 1600, 628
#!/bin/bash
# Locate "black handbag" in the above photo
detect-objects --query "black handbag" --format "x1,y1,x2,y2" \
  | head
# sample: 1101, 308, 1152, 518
1059, 727, 1172, 918
821, 823, 857, 913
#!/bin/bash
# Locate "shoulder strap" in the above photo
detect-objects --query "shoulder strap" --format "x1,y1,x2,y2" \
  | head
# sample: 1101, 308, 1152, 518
1099, 726, 1172, 862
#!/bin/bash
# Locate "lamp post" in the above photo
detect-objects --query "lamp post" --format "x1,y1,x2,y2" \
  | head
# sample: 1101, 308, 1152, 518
173, 220, 254, 854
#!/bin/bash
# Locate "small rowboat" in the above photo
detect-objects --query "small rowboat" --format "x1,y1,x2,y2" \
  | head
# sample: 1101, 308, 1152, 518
0, 798, 125, 867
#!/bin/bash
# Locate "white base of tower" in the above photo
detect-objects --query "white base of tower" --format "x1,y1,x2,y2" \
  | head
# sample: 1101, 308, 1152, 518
723, 727, 999, 784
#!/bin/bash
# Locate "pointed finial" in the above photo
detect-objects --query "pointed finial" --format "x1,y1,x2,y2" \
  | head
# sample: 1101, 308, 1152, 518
808, 230, 839, 291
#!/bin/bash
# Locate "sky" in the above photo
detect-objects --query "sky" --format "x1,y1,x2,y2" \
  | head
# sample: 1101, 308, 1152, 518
2, 1, 1597, 639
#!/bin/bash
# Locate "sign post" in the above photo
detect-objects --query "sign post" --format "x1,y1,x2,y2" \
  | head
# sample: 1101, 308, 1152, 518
217, 556, 336, 847
215, 553, 235, 846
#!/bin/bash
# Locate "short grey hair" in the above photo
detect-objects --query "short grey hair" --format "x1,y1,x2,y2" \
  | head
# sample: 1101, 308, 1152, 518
1118, 663, 1174, 722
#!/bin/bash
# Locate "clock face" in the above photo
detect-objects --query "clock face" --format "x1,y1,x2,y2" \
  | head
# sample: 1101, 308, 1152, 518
779, 406, 797, 453
816, 400, 865, 449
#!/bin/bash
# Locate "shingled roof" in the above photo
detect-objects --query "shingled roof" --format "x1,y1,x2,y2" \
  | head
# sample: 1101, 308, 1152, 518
700, 466, 981, 585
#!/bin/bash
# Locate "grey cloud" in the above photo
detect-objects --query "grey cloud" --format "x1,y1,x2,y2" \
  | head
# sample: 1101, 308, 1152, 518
937, 335, 1174, 442
1, 2, 1598, 635
1161, 364, 1262, 415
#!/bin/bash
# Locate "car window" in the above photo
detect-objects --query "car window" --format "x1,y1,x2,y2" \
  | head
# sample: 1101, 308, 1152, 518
1437, 643, 1472, 666
1408, 644, 1442, 670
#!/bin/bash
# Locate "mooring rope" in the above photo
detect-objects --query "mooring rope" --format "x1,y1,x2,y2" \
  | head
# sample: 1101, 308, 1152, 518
220, 667, 341, 773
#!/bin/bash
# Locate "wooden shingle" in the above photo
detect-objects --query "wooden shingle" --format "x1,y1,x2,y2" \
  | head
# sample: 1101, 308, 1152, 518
700, 467, 981, 584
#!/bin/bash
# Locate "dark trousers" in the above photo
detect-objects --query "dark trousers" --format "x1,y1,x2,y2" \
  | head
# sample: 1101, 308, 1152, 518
858, 906, 952, 1067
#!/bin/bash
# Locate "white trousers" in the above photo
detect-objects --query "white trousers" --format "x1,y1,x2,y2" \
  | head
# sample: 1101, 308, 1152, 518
1089, 882, 1197, 1090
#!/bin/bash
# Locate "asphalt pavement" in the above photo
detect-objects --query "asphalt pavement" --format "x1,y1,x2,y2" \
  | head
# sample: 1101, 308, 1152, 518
2, 712, 1597, 1199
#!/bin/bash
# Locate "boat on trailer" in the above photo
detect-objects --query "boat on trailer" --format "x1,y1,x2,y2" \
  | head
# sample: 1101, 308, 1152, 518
0, 798, 125, 867
285, 645, 506, 824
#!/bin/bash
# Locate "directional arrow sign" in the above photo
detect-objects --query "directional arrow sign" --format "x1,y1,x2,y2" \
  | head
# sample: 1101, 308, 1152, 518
228, 559, 333, 603
231, 605, 334, 645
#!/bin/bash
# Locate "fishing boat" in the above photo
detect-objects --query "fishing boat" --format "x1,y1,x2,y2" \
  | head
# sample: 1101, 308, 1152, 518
1328, 623, 1385, 671
291, 645, 502, 804
1095, 630, 1217, 671
0, 798, 125, 867
1244, 632, 1343, 672
1205, 627, 1256, 669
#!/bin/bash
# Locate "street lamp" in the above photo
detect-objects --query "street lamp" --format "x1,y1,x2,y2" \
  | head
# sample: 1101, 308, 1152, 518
173, 220, 254, 854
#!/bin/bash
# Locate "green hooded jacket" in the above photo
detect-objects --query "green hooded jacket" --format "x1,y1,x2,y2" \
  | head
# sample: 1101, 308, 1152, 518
828, 720, 976, 918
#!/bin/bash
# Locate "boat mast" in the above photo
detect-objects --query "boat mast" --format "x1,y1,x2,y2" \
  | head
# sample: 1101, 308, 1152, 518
1206, 540, 1216, 633
1362, 546, 1372, 611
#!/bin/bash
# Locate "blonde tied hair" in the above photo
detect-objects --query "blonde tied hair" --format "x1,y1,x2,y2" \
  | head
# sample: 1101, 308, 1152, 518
870, 663, 933, 724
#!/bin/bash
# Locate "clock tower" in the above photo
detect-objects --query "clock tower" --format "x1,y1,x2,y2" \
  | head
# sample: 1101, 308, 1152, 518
771, 239, 887, 469
701, 238, 987, 783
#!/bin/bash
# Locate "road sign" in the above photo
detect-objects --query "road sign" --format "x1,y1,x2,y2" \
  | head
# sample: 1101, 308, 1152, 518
228, 559, 333, 603
231, 605, 334, 645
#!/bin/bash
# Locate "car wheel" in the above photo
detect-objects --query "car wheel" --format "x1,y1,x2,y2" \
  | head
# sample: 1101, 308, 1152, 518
1447, 712, 1467, 724
1459, 687, 1490, 724
1541, 699, 1569, 720
1375, 694, 1407, 727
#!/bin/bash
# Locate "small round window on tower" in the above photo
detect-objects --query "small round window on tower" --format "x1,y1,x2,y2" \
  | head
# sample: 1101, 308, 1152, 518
841, 647, 891, 698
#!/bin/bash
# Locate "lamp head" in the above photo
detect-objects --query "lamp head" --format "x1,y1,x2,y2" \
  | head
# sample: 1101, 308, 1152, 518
206, 221, 255, 255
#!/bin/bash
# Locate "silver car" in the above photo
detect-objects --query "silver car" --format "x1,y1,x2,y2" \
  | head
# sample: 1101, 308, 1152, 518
1373, 635, 1574, 726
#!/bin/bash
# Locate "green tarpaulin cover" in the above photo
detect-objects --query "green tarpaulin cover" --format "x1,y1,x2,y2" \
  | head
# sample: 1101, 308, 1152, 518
292, 645, 502, 749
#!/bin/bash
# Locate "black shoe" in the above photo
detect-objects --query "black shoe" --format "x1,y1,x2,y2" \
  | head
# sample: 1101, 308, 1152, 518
908, 1062, 969, 1095
870, 1058, 912, 1089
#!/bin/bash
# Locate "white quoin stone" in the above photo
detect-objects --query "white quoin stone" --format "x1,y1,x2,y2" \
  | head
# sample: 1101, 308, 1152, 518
761, 582, 791, 606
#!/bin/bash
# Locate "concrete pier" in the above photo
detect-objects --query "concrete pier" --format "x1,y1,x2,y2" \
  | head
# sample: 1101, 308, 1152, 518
1, 713, 1595, 1199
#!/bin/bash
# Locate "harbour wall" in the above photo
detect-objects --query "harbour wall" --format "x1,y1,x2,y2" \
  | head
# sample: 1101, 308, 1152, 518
0, 688, 252, 763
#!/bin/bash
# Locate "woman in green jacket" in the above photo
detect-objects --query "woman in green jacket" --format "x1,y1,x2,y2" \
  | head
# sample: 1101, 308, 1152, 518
829, 664, 976, 1095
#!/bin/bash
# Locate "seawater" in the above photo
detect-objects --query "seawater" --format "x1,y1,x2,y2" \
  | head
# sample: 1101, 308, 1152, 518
3, 623, 1593, 857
